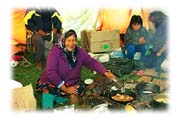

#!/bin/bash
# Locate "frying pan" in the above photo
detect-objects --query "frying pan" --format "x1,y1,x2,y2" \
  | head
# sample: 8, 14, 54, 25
149, 100, 167, 110
150, 92, 168, 110
109, 89, 136, 104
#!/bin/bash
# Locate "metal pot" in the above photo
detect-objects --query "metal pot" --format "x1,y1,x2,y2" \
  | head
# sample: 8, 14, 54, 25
135, 82, 160, 102
150, 92, 168, 110
150, 100, 168, 110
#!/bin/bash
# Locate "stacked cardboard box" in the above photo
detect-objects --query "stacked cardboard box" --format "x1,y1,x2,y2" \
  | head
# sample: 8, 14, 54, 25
81, 30, 120, 53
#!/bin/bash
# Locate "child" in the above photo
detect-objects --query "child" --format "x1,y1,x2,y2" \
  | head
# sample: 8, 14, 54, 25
124, 15, 148, 63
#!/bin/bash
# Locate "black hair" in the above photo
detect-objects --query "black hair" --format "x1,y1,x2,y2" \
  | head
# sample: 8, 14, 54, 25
149, 11, 167, 28
128, 15, 143, 28
65, 29, 77, 39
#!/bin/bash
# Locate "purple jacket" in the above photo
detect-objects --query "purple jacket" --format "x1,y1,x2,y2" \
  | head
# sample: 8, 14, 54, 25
40, 45, 107, 86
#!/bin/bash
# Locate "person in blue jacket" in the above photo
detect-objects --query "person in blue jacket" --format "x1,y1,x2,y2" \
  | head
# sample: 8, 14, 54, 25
24, 7, 63, 70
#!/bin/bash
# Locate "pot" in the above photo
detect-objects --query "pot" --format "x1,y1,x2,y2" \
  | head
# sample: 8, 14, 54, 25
150, 100, 168, 110
135, 82, 160, 102
150, 92, 168, 110
153, 93, 168, 103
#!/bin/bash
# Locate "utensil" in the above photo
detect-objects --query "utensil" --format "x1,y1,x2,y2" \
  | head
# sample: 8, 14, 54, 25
143, 91, 153, 94
111, 78, 125, 93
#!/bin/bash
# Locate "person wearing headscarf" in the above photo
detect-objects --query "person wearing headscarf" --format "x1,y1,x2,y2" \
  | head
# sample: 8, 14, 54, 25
36, 29, 117, 109
145, 11, 168, 72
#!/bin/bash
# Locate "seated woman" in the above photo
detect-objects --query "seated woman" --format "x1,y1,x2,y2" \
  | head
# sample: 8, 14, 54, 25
36, 29, 117, 109
145, 11, 168, 72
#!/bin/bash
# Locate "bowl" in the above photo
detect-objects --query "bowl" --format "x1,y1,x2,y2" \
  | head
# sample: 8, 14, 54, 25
84, 79, 94, 85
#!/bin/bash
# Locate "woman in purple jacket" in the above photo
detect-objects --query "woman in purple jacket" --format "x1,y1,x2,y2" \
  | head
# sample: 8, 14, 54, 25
36, 29, 116, 109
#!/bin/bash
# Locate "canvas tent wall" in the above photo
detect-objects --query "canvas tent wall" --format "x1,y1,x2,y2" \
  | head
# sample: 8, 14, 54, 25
11, 8, 26, 54
58, 7, 151, 35
95, 8, 150, 34
11, 7, 164, 54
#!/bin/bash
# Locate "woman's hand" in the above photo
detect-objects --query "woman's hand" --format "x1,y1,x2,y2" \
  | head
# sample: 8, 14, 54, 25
61, 85, 78, 95
104, 70, 117, 81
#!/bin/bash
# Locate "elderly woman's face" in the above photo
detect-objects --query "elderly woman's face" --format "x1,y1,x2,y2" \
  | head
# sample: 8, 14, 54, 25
65, 34, 77, 52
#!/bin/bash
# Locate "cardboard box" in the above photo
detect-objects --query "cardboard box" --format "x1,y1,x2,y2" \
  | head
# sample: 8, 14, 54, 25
81, 30, 120, 53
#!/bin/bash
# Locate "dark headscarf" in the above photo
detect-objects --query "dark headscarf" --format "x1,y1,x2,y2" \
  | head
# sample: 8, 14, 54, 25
149, 11, 168, 52
149, 11, 167, 28
58, 29, 78, 68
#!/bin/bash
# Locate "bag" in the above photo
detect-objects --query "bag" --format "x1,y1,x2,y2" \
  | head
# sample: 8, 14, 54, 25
103, 58, 133, 77
103, 58, 145, 77
133, 60, 145, 70
12, 84, 36, 111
